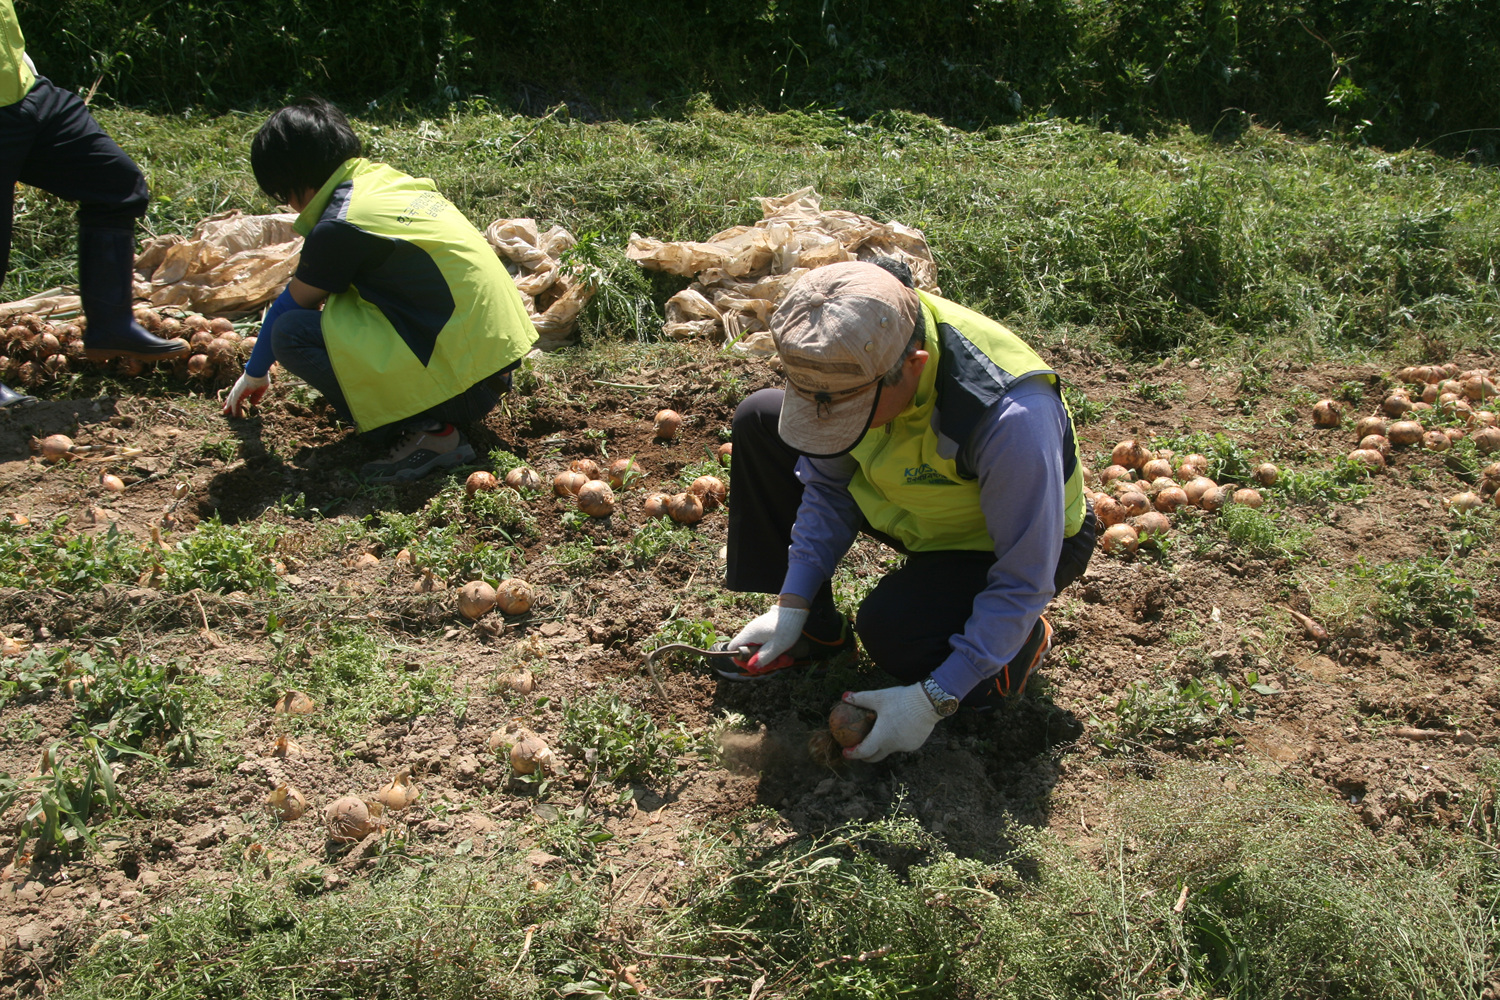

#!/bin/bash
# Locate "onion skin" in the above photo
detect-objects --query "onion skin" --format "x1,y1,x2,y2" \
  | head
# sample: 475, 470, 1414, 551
1100, 464, 1133, 486
1093, 495, 1126, 527
504, 466, 541, 491
1254, 463, 1279, 486
1354, 415, 1387, 440
509, 732, 555, 776
326, 796, 377, 842
100, 473, 126, 493
654, 409, 682, 440
1117, 491, 1150, 517
1380, 394, 1412, 418
1101, 523, 1139, 555
465, 471, 499, 497
689, 474, 728, 509
828, 703, 876, 748
274, 690, 316, 715
667, 492, 705, 524
1233, 488, 1263, 508
1183, 476, 1217, 505
1197, 485, 1227, 512
1348, 448, 1387, 470
569, 458, 601, 480
1449, 492, 1484, 513
1387, 421, 1424, 446
495, 578, 534, 615
374, 768, 420, 812
1421, 430, 1451, 452
1148, 476, 1178, 494
500, 669, 535, 695
607, 458, 642, 489
36, 434, 74, 463
1141, 458, 1173, 481
642, 492, 671, 519
577, 479, 616, 517
1358, 434, 1391, 457
1130, 511, 1171, 537
1111, 439, 1150, 470
1155, 487, 1190, 513
1474, 427, 1500, 456
266, 784, 308, 822
458, 580, 498, 620
553, 469, 588, 497
1312, 400, 1342, 427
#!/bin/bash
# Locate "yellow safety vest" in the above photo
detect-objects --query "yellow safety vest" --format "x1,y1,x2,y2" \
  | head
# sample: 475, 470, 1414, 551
847, 291, 1085, 552
0, 1, 35, 108
295, 158, 536, 431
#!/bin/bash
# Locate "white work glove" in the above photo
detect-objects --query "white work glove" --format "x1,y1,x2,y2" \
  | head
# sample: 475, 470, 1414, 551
842, 684, 941, 762
727, 603, 809, 670
222, 372, 270, 417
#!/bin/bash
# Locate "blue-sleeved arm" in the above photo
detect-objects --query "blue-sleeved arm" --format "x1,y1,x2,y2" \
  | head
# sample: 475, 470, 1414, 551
929, 376, 1068, 699
779, 452, 863, 601
244, 286, 312, 379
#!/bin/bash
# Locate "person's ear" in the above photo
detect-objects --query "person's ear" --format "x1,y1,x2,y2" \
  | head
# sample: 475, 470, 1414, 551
908, 350, 929, 377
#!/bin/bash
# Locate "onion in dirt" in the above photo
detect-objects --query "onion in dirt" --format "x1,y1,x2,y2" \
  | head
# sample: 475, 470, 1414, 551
1183, 476, 1217, 504
654, 409, 681, 440
1100, 464, 1133, 486
1381, 394, 1413, 418
1449, 492, 1484, 513
499, 669, 535, 695
716, 442, 733, 464
100, 474, 125, 493
569, 457, 601, 480
1148, 476, 1178, 494
1111, 439, 1149, 470
326, 796, 379, 842
1481, 463, 1500, 495
1131, 510, 1171, 538
689, 475, 727, 510
266, 784, 308, 822
1197, 485, 1227, 512
1117, 491, 1150, 517
505, 466, 541, 491
1254, 463, 1279, 486
1102, 523, 1139, 555
1474, 426, 1500, 456
607, 458, 643, 489
1354, 415, 1387, 439
1359, 434, 1391, 456
1422, 430, 1451, 452
668, 492, 704, 524
577, 479, 616, 517
458, 580, 498, 620
1312, 400, 1343, 427
465, 471, 499, 497
553, 469, 588, 497
509, 730, 555, 776
1141, 458, 1173, 481
1155, 487, 1190, 513
1093, 494, 1126, 527
274, 690, 315, 715
809, 703, 876, 768
1348, 447, 1386, 470
642, 492, 671, 519
1233, 488, 1263, 508
374, 768, 420, 812
34, 434, 74, 463
495, 578, 534, 615
1387, 421, 1424, 446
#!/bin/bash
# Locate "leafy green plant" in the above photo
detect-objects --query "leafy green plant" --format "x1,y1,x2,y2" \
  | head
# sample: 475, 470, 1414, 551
561, 692, 690, 782
1272, 458, 1374, 505
1063, 385, 1106, 425
72, 651, 198, 762
1215, 502, 1309, 560
7, 740, 123, 857
0, 648, 67, 707
1154, 431, 1256, 483
624, 518, 695, 565
162, 516, 281, 593
1097, 675, 1247, 749
1365, 557, 1479, 632
0, 518, 143, 592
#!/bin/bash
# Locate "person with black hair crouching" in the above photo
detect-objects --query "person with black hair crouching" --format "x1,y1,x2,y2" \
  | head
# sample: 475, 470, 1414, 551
223, 97, 537, 483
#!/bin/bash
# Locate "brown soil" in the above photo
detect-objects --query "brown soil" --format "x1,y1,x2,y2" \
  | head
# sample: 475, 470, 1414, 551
0, 343, 1495, 993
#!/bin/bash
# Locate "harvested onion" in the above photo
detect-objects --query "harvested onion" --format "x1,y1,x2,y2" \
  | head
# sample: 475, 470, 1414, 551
1348, 448, 1386, 470
274, 690, 315, 715
607, 458, 642, 489
1254, 463, 1279, 486
1449, 492, 1484, 513
1312, 400, 1342, 427
465, 471, 499, 497
458, 580, 497, 620
1101, 523, 1139, 555
499, 669, 535, 695
1380, 394, 1412, 418
569, 457, 601, 480
1131, 511, 1171, 537
495, 578, 534, 615
1093, 495, 1126, 527
1359, 434, 1391, 456
716, 442, 733, 464
654, 409, 682, 439
1233, 488, 1263, 508
1422, 430, 1451, 452
1117, 492, 1150, 517
1183, 476, 1216, 505
1141, 458, 1173, 481
1354, 415, 1387, 440
668, 492, 704, 524
1387, 420, 1424, 446
577, 479, 616, 517
1100, 464, 1133, 486
266, 784, 308, 822
829, 702, 876, 748
1155, 487, 1190, 514
100, 473, 125, 493
505, 466, 541, 491
374, 768, 420, 812
553, 469, 588, 497
643, 492, 671, 519
689, 475, 727, 510
35, 434, 74, 463
326, 796, 378, 842
1111, 439, 1150, 470
509, 730, 555, 776
1475, 426, 1500, 456
1198, 486, 1227, 512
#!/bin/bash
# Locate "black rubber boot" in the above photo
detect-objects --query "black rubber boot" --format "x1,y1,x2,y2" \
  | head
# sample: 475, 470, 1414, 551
0, 382, 37, 409
79, 226, 189, 362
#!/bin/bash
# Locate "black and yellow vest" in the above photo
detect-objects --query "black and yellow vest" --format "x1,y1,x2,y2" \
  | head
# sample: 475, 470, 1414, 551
1, 1, 35, 107
295, 158, 536, 431
847, 291, 1085, 552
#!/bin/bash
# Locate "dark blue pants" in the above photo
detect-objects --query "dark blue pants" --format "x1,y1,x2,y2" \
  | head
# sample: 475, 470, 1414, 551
270, 309, 503, 432
0, 77, 149, 280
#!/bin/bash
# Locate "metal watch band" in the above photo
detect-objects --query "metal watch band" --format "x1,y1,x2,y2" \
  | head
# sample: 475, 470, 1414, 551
922, 677, 959, 717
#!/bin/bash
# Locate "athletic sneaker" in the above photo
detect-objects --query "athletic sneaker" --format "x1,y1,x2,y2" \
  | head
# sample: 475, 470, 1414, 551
360, 423, 476, 484
712, 610, 854, 681
961, 615, 1053, 710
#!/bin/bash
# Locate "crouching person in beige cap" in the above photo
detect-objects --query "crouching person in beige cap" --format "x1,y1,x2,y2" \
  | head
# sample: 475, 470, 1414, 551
718, 259, 1096, 762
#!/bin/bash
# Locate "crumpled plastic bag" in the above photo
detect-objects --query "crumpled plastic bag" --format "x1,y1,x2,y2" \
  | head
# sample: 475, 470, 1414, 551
134, 210, 302, 316
485, 218, 595, 350
626, 187, 939, 356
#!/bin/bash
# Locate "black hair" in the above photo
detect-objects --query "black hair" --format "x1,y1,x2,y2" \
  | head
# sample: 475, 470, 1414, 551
870, 256, 915, 289
250, 97, 363, 205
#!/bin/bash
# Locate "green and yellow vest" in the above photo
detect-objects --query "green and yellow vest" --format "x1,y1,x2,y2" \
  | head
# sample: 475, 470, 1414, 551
1, 1, 35, 107
295, 158, 536, 431
847, 291, 1085, 552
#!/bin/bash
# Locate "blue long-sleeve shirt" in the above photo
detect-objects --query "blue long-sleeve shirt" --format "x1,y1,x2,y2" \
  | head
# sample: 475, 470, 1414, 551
779, 374, 1068, 699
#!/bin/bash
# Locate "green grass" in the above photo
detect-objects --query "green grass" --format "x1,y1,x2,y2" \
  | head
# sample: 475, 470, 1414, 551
11, 106, 1500, 363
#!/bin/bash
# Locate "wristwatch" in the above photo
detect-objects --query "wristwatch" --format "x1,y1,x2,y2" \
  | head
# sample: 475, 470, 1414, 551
921, 677, 960, 717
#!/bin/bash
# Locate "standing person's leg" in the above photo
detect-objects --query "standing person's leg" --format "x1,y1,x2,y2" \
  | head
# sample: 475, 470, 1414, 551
13, 79, 185, 361
0, 92, 36, 408
724, 386, 837, 615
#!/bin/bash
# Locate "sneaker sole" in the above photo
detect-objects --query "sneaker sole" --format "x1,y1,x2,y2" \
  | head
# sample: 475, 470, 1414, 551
363, 441, 477, 485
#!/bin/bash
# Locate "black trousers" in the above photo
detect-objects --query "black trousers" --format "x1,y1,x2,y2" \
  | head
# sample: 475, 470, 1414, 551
726, 387, 1096, 684
0, 77, 150, 279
